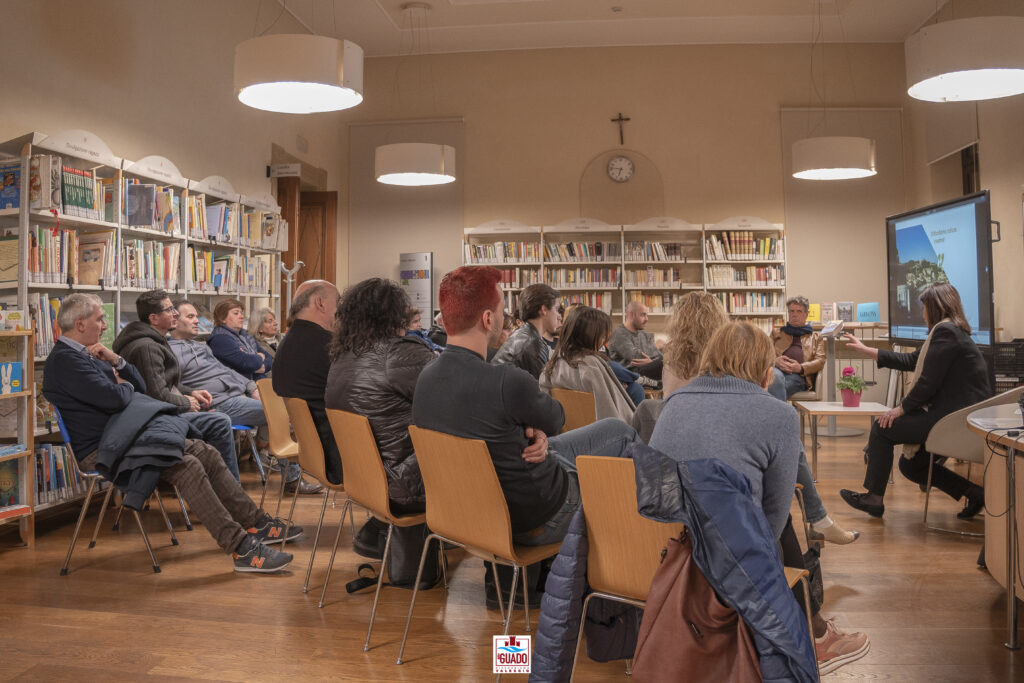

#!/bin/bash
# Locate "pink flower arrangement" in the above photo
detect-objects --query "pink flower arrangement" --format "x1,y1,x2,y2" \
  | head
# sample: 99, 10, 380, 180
837, 366, 865, 392
842, 366, 856, 377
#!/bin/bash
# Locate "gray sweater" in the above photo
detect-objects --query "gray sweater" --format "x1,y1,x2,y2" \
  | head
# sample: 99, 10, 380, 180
648, 374, 800, 539
168, 337, 253, 405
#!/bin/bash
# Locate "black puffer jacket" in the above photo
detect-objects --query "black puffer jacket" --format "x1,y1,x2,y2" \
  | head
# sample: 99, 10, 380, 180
490, 322, 547, 379
325, 336, 435, 507
113, 321, 194, 413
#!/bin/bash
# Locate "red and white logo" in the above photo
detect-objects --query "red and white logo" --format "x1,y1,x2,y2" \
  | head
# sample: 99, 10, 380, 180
493, 634, 531, 674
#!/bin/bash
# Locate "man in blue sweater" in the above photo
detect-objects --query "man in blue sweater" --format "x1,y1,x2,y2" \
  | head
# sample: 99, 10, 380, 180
44, 293, 299, 573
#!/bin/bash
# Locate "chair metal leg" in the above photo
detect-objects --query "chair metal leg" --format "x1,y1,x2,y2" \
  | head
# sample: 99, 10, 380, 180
258, 458, 272, 509
318, 500, 352, 608
396, 533, 441, 665
799, 575, 820, 681
331, 490, 338, 508
132, 510, 161, 574
303, 489, 331, 593
172, 486, 193, 531
60, 477, 97, 576
111, 500, 125, 532
491, 560, 507, 622
364, 522, 396, 651
924, 454, 984, 537
280, 471, 301, 553
521, 565, 532, 633
440, 545, 449, 591
153, 492, 179, 546
89, 484, 116, 548
274, 459, 289, 517
504, 565, 520, 634
568, 593, 596, 683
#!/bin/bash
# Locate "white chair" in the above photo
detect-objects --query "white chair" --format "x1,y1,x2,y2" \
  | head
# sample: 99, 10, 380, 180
923, 386, 1024, 536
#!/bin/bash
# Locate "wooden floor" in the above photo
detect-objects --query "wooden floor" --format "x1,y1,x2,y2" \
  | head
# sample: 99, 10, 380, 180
1, 416, 1021, 682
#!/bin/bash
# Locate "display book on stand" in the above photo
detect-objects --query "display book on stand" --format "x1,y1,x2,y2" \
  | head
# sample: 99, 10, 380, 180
0, 130, 288, 545
461, 216, 787, 332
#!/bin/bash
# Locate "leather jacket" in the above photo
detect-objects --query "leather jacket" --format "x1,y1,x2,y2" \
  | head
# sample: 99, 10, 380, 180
324, 336, 435, 507
770, 329, 825, 390
491, 322, 547, 379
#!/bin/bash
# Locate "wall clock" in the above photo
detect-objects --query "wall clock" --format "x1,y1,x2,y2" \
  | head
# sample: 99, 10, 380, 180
607, 155, 634, 183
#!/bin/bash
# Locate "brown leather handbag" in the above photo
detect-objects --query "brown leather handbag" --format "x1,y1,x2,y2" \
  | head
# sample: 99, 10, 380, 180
631, 530, 762, 682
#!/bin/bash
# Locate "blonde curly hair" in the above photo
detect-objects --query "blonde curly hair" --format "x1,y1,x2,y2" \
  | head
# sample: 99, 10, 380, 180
662, 292, 730, 382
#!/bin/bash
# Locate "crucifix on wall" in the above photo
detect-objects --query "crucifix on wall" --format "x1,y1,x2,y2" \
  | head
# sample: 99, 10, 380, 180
611, 112, 631, 145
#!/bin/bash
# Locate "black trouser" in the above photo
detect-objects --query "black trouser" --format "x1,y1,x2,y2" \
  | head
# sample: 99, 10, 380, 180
634, 357, 663, 380
308, 400, 343, 485
779, 516, 821, 617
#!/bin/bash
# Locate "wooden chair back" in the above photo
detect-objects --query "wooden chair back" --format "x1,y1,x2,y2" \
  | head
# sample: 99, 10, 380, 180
551, 387, 597, 433
408, 426, 517, 561
576, 455, 684, 601
325, 409, 393, 520
925, 385, 1024, 463
256, 378, 297, 457
283, 397, 332, 487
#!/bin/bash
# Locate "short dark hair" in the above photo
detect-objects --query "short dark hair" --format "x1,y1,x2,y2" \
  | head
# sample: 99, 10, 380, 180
137, 289, 170, 323
213, 299, 244, 325
438, 266, 504, 335
518, 283, 560, 322
329, 278, 410, 358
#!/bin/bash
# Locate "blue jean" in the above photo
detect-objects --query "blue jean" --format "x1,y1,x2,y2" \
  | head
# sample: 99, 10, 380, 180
609, 360, 645, 407
769, 368, 807, 401
214, 394, 301, 484
514, 418, 640, 546
180, 411, 239, 481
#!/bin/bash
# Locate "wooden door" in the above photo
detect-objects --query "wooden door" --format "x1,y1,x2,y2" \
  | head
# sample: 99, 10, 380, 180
277, 178, 336, 326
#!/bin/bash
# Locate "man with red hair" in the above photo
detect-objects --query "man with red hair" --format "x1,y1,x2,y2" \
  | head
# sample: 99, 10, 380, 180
413, 265, 639, 548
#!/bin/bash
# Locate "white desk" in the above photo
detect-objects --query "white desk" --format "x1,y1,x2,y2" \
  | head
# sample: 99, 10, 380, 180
968, 403, 1024, 650
793, 400, 889, 478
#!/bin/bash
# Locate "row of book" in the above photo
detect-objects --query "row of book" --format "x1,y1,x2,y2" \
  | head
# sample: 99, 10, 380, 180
712, 291, 784, 314
705, 264, 786, 287
734, 316, 775, 335
122, 239, 182, 290
546, 267, 620, 288
186, 249, 274, 294
496, 267, 541, 290
558, 292, 615, 315
623, 241, 688, 262
34, 443, 93, 505
625, 290, 685, 314
623, 266, 685, 288
545, 241, 621, 262
464, 241, 543, 264
704, 232, 783, 261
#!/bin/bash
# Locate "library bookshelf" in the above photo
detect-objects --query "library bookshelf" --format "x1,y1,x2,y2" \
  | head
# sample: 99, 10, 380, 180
463, 215, 787, 332
0, 129, 287, 536
0, 330, 35, 547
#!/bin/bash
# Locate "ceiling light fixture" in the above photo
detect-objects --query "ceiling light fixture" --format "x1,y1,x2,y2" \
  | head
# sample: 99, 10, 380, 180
906, 16, 1024, 103
235, 34, 363, 114
376, 143, 456, 186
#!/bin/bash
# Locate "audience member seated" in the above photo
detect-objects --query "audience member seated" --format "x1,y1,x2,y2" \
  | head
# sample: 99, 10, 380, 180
840, 283, 988, 519
426, 311, 447, 348
539, 306, 635, 423
648, 321, 869, 674
491, 282, 561, 379
326, 278, 436, 558
249, 306, 282, 360
208, 299, 272, 381
654, 292, 857, 544
767, 296, 825, 401
273, 279, 344, 485
170, 300, 319, 494
43, 293, 298, 573
485, 309, 514, 362
607, 300, 663, 385
404, 306, 444, 354
112, 289, 238, 480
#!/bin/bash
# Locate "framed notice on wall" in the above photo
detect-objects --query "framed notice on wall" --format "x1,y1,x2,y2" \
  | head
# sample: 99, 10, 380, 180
400, 252, 433, 316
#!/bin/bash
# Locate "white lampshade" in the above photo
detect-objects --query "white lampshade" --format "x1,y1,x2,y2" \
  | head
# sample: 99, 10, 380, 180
235, 34, 364, 114
375, 143, 456, 186
792, 136, 877, 181
906, 16, 1024, 102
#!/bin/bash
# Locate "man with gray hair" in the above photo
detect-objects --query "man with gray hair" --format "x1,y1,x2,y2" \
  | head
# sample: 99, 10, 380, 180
768, 295, 825, 400
273, 279, 343, 484
43, 293, 299, 573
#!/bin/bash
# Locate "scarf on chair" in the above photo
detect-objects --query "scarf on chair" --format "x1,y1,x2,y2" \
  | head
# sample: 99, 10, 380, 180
780, 324, 813, 337
901, 319, 952, 458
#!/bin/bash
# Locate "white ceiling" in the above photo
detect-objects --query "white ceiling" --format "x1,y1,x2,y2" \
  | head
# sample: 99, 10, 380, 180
264, 0, 948, 57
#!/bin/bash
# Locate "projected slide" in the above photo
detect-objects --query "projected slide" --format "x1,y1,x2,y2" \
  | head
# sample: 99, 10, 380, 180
890, 201, 983, 343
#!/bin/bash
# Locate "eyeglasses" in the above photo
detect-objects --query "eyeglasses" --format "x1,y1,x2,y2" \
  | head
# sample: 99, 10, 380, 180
160, 305, 177, 314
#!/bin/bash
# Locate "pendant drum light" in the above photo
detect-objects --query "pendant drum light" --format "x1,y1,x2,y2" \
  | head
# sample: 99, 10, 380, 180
376, 143, 456, 186
792, 136, 877, 181
235, 34, 364, 114
906, 16, 1024, 102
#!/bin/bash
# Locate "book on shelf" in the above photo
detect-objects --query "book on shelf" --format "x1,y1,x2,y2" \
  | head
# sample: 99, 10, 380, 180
559, 292, 615, 315
0, 307, 28, 330
0, 361, 22, 394
0, 458, 19, 507
836, 301, 854, 323
77, 230, 116, 286
27, 293, 63, 356
34, 367, 56, 433
545, 241, 621, 262
624, 241, 685, 262
155, 187, 182, 235
99, 177, 123, 223
126, 183, 156, 228
624, 266, 682, 287
626, 290, 684, 313
817, 302, 838, 322
0, 235, 17, 283
29, 154, 62, 211
99, 302, 115, 348
546, 266, 620, 288
0, 161, 21, 210
35, 443, 87, 505
856, 302, 880, 323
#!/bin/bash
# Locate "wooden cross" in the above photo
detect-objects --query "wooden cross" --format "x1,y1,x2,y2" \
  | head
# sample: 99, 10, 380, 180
611, 112, 631, 145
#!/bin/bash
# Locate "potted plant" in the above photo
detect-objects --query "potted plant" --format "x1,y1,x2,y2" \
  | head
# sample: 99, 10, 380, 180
837, 366, 865, 407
